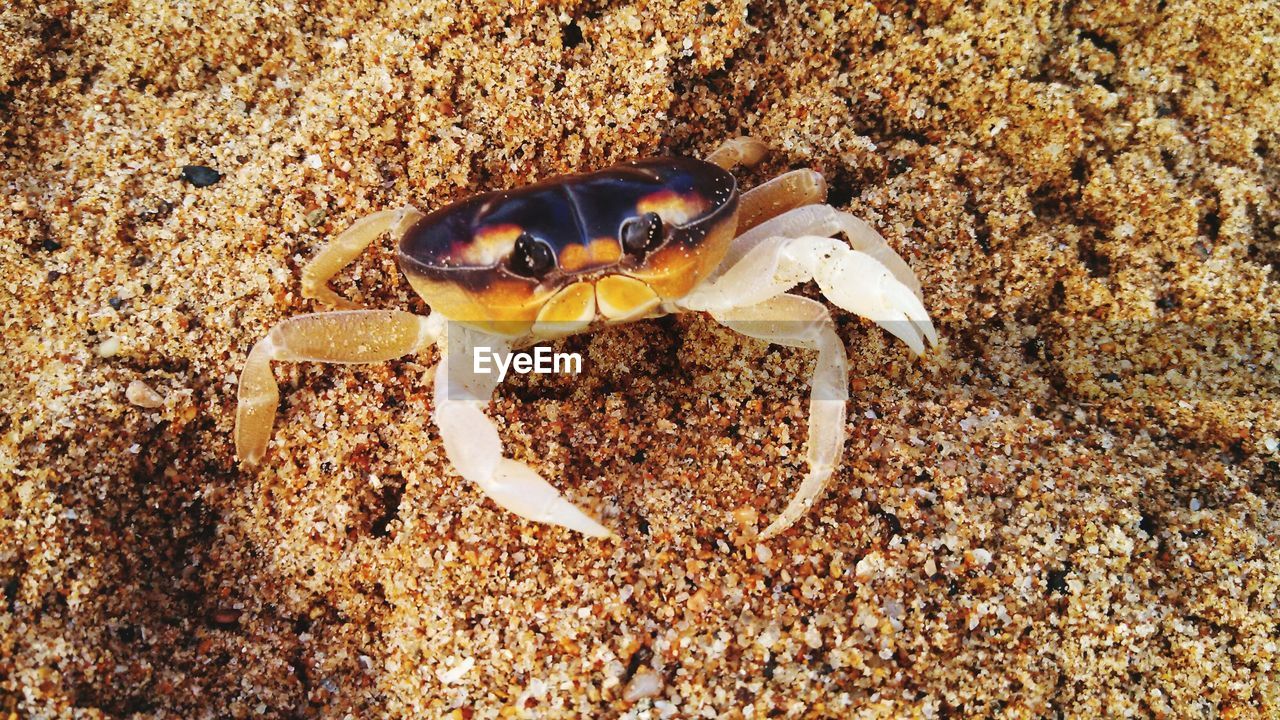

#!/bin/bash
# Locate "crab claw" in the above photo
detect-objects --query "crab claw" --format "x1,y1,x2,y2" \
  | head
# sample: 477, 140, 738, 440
676, 206, 940, 540
808, 244, 938, 356
487, 459, 615, 538
433, 336, 614, 538
761, 235, 937, 357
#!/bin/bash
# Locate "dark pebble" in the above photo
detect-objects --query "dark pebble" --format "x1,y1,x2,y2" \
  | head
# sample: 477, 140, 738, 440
181, 165, 222, 187
1046, 567, 1070, 594
623, 646, 653, 681
42, 239, 62, 252
108, 297, 124, 310
561, 21, 583, 49
1139, 513, 1157, 536
47, 270, 61, 282
209, 608, 243, 627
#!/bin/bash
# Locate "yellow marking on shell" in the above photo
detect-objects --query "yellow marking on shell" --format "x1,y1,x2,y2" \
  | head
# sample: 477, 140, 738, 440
624, 207, 739, 300
636, 190, 710, 225
558, 237, 622, 273
532, 281, 596, 338
458, 223, 523, 266
596, 275, 661, 321
403, 272, 549, 337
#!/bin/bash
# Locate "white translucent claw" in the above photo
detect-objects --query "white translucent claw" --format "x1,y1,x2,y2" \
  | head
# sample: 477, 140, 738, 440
680, 230, 938, 359
435, 399, 502, 483
813, 249, 930, 355
433, 328, 613, 538
760, 397, 845, 540
710, 294, 851, 540
766, 235, 938, 357
679, 204, 940, 538
826, 249, 938, 356
725, 205, 924, 300
487, 459, 615, 538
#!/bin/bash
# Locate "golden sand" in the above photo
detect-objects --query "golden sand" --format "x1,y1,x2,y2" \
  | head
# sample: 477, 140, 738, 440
2, 1, 1278, 717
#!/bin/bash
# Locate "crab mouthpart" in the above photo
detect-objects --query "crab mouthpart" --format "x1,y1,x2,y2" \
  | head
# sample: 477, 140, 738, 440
532, 281, 597, 337
530, 275, 663, 338
595, 275, 661, 321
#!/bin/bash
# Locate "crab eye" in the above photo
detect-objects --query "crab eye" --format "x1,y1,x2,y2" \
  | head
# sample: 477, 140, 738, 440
621, 212, 664, 257
509, 232, 555, 278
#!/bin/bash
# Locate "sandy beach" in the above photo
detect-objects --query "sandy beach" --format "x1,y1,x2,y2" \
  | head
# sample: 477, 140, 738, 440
2, 1, 1278, 717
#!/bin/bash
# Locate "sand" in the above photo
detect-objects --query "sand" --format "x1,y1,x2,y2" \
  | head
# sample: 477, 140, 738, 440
2, 1, 1278, 717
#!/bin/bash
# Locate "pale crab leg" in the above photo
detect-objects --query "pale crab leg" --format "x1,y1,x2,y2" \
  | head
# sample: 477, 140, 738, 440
235, 310, 442, 465
706, 136, 769, 170
707, 294, 849, 539
432, 323, 614, 538
301, 206, 425, 309
705, 136, 828, 233
674, 211, 938, 537
736, 169, 828, 234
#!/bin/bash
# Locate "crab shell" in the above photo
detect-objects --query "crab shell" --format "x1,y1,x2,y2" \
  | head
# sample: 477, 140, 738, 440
397, 157, 739, 337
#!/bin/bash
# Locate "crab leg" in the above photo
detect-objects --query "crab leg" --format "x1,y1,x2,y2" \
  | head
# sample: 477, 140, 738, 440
235, 310, 442, 465
674, 209, 938, 537
706, 136, 769, 170
433, 323, 614, 538
301, 206, 425, 309
736, 170, 828, 234
709, 294, 849, 539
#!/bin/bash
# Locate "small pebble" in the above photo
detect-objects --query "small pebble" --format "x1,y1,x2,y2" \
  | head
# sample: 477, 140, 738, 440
561, 21, 584, 49
108, 297, 124, 310
755, 543, 773, 563
126, 380, 165, 408
687, 588, 709, 613
209, 608, 242, 627
805, 625, 823, 648
731, 506, 759, 532
42, 238, 61, 252
622, 669, 662, 702
181, 165, 222, 187
95, 336, 120, 358
437, 656, 474, 684
304, 207, 327, 227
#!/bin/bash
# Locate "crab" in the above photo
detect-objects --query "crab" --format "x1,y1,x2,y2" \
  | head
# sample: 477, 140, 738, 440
235, 137, 937, 540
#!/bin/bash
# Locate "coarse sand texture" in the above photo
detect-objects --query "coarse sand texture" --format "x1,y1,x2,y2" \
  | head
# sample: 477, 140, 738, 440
2, 1, 1278, 717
